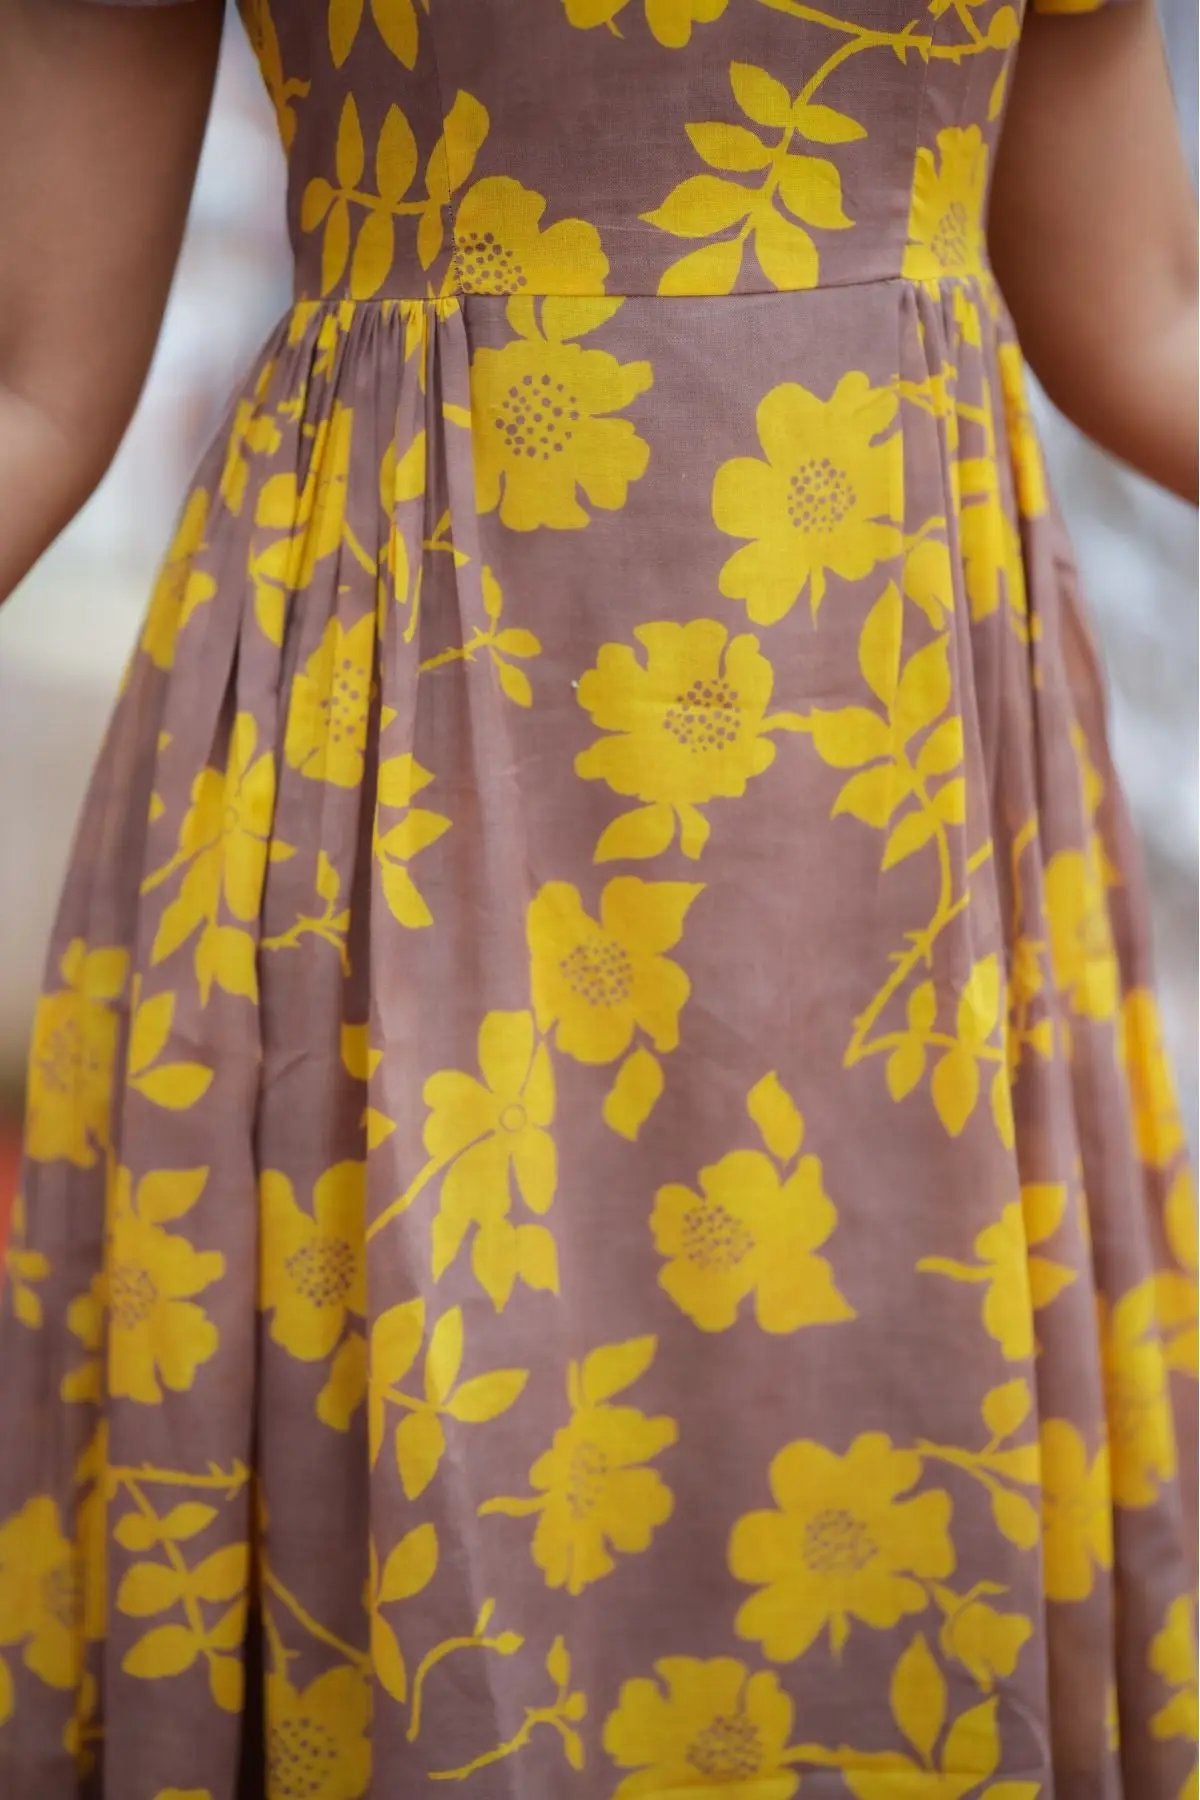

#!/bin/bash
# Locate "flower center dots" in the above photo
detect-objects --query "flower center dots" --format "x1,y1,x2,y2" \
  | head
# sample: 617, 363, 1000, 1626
682, 1199, 754, 1272
559, 938, 633, 1007
932, 200, 971, 271
496, 374, 581, 463
788, 460, 856, 534
41, 1558, 81, 1631
324, 655, 368, 750
285, 1238, 356, 1308
109, 1263, 158, 1330
566, 1440, 608, 1520
453, 228, 527, 296
686, 1712, 764, 1780
663, 679, 741, 754
803, 1507, 875, 1575
40, 1018, 82, 1095
268, 1717, 340, 1800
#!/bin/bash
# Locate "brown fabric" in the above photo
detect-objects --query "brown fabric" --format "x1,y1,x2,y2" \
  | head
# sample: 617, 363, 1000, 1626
1, 2, 1195, 1797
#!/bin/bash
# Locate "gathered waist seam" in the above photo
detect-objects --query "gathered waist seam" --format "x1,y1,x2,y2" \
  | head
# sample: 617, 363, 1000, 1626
288, 267, 996, 308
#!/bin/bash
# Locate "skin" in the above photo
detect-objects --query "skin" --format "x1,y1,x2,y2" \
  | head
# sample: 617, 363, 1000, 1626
0, 0, 1194, 609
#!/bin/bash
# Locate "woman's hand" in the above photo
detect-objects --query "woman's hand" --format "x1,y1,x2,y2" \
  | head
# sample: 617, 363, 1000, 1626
989, 2, 1198, 504
0, 0, 223, 603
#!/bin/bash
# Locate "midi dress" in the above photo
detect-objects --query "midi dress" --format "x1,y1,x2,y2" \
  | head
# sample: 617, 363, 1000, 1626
1, 0, 1196, 1795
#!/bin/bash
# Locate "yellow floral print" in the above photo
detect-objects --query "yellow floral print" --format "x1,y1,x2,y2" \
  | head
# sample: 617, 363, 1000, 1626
452, 176, 608, 295
917, 1183, 1077, 1362
1040, 1420, 1112, 1603
481, 1337, 677, 1595
651, 1073, 855, 1334
842, 1644, 1029, 1800
260, 1162, 366, 1360
471, 305, 652, 531
24, 939, 129, 1168
1162, 1168, 1198, 1377
903, 125, 988, 282
998, 344, 1048, 520
253, 402, 355, 609
575, 619, 803, 860
0, 1497, 81, 1690
1149, 1597, 1199, 1786
1043, 843, 1119, 1021
1120, 988, 1188, 1170
140, 491, 218, 672
564, 0, 727, 47
1100, 1279, 1177, 1509
61, 1273, 105, 1404
265, 1665, 372, 1800
730, 1435, 954, 1660
713, 372, 903, 623
933, 1585, 1032, 1691
284, 612, 376, 788
4, 1191, 50, 1330
107, 1165, 225, 1405
527, 875, 701, 1064
603, 1656, 800, 1799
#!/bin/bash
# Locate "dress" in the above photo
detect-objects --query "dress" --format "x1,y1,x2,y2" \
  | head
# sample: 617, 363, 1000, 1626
1, 0, 1196, 1794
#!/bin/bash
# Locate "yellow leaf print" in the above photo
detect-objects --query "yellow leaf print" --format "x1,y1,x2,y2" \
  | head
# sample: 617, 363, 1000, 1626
264, 1665, 372, 1800
563, 0, 727, 46
713, 372, 903, 623
423, 1009, 558, 1308
1119, 988, 1188, 1170
480, 1336, 676, 1595
1043, 842, 1118, 1022
107, 1165, 224, 1405
61, 1274, 105, 1404
126, 982, 214, 1112
1162, 1168, 1198, 1378
24, 938, 129, 1168
4, 1192, 50, 1331
651, 1116, 855, 1332
1039, 1420, 1112, 1603
528, 875, 701, 1068
933, 1584, 1033, 1691
140, 491, 217, 672
843, 1683, 1016, 1800
603, 1656, 800, 1798
219, 360, 282, 518
372, 752, 451, 930
1149, 1596, 1199, 1768
254, 404, 356, 624
997, 344, 1048, 521
241, 0, 309, 150
284, 612, 376, 789
902, 125, 988, 282
451, 175, 608, 295
729, 1434, 954, 1660
575, 619, 803, 860
0, 1497, 83, 1690
471, 306, 652, 531
260, 1161, 366, 1362
917, 1183, 1077, 1361
1100, 1279, 1177, 1508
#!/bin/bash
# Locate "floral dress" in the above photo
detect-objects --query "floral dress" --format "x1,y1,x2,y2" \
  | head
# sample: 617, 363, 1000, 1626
1, 0, 1196, 1795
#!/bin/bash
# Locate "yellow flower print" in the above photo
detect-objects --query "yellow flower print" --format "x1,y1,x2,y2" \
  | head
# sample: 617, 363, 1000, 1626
265, 1665, 372, 1800
480, 1336, 677, 1595
284, 612, 376, 789
260, 1162, 366, 1361
4, 1191, 50, 1330
471, 312, 652, 531
603, 1656, 799, 1800
564, 0, 727, 47
140, 491, 218, 671
24, 938, 129, 1168
729, 1434, 954, 1661
372, 753, 452, 931
1161, 1168, 1198, 1378
1039, 1420, 1112, 1603
253, 403, 355, 613
652, 1148, 854, 1334
998, 344, 1048, 520
107, 1165, 225, 1405
933, 1584, 1032, 1691
917, 1183, 1076, 1362
61, 1273, 105, 1404
843, 1646, 1021, 1800
1101, 1279, 1177, 1508
219, 363, 282, 518
1149, 1597, 1199, 1773
1043, 843, 1119, 1022
0, 1497, 82, 1690
575, 619, 802, 860
528, 875, 701, 1067
146, 713, 294, 1004
902, 126, 988, 282
713, 372, 903, 623
452, 176, 608, 295
1120, 988, 1188, 1170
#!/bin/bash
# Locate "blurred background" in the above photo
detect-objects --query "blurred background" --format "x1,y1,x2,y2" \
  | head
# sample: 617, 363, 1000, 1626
0, 8, 1196, 1221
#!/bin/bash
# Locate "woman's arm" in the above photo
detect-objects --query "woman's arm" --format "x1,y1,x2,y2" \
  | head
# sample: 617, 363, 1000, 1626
989, 3, 1198, 503
0, 0, 223, 603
